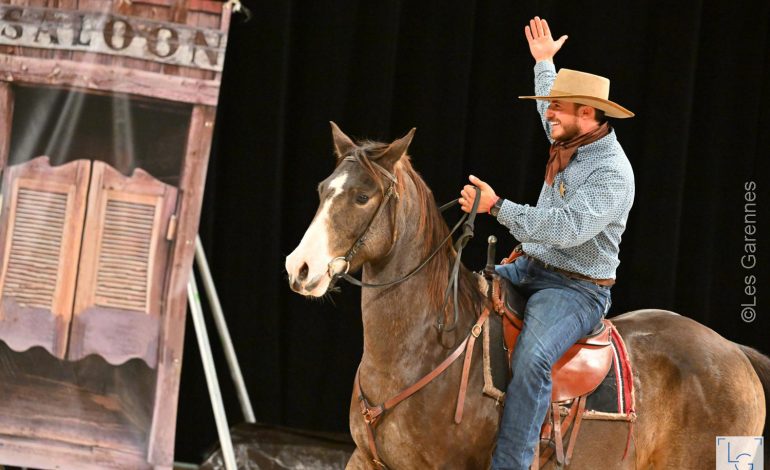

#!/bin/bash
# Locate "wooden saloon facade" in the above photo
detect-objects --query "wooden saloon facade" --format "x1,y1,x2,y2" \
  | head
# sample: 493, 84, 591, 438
0, 1, 230, 468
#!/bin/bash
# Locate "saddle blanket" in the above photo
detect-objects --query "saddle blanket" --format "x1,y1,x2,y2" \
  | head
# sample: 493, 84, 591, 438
483, 314, 636, 419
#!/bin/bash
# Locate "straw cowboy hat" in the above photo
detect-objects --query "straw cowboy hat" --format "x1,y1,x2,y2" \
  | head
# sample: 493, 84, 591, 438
519, 68, 634, 118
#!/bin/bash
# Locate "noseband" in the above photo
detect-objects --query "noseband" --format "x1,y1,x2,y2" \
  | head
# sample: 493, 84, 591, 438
328, 155, 481, 332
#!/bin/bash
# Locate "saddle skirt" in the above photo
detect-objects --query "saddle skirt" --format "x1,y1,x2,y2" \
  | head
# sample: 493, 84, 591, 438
491, 275, 614, 402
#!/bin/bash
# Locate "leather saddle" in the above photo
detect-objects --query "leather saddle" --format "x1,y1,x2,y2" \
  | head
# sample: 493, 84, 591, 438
492, 276, 614, 402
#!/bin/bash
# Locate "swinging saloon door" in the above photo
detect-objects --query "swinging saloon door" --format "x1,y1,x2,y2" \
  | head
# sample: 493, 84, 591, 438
0, 157, 177, 367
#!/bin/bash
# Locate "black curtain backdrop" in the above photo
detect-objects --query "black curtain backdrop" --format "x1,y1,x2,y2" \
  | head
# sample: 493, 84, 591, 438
176, 0, 770, 462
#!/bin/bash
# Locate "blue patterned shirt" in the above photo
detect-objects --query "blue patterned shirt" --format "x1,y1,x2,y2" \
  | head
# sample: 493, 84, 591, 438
496, 61, 635, 279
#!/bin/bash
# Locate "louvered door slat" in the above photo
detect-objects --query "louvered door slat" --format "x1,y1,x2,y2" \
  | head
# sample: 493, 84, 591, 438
69, 162, 178, 367
0, 157, 90, 358
4, 188, 67, 309
94, 199, 155, 312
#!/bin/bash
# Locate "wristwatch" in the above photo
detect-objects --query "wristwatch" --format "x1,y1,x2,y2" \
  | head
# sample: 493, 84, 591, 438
489, 197, 505, 217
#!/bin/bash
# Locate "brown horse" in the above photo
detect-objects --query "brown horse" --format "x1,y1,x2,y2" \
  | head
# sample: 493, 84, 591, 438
285, 123, 769, 469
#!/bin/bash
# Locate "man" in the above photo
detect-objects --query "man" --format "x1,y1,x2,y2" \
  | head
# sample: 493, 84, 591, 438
458, 17, 635, 470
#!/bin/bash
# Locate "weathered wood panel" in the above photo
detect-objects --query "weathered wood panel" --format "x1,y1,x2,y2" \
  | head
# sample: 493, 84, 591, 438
0, 343, 156, 469
135, 0, 223, 15
0, 54, 220, 105
0, 431, 155, 470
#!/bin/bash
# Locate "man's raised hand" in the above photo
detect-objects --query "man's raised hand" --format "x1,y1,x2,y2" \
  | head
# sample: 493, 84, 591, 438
525, 16, 567, 63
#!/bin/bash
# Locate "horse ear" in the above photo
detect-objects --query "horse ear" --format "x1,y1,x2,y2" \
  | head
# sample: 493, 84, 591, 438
330, 121, 356, 160
380, 128, 416, 167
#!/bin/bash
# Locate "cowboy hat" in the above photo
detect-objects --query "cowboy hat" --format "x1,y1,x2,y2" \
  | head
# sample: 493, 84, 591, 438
519, 68, 634, 118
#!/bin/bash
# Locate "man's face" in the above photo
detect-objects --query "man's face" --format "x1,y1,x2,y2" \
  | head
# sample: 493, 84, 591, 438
545, 100, 582, 142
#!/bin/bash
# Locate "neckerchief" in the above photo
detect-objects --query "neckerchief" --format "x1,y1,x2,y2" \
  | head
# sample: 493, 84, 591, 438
545, 122, 610, 186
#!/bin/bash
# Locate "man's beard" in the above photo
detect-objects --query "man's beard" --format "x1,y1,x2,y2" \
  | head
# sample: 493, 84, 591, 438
551, 120, 581, 142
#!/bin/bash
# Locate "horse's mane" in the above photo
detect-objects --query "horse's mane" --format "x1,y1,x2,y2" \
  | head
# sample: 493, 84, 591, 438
349, 141, 486, 320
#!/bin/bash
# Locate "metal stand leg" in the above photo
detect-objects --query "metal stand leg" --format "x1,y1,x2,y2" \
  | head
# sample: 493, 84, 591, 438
195, 235, 256, 423
188, 276, 237, 470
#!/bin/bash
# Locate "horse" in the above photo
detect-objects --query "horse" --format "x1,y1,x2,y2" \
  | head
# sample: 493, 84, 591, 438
285, 123, 769, 469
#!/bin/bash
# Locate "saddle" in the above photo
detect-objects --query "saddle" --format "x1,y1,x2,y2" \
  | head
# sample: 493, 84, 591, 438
488, 248, 619, 469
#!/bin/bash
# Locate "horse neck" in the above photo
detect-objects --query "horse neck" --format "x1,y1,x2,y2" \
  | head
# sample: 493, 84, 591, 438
359, 176, 479, 375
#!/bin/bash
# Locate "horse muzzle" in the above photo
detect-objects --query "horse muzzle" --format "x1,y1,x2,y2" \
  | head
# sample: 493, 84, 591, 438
286, 255, 332, 297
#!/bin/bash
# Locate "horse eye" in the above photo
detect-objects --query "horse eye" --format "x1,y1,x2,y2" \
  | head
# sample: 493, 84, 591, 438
355, 193, 370, 205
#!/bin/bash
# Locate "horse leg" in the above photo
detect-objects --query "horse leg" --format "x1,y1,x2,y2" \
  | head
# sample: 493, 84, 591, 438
346, 448, 377, 470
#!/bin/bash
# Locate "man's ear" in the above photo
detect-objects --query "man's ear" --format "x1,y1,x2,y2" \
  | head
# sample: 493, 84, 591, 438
378, 128, 416, 168
578, 105, 597, 121
330, 121, 356, 161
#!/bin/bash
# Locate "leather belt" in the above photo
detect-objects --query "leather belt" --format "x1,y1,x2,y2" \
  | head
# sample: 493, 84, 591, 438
524, 253, 615, 287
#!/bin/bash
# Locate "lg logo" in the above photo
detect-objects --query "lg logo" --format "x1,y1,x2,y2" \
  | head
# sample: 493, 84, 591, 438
717, 437, 764, 470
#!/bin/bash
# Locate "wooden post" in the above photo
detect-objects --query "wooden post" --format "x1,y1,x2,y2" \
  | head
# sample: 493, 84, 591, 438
0, 83, 13, 172
148, 104, 217, 467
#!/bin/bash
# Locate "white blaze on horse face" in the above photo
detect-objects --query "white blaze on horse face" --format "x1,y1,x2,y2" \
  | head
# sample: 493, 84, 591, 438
285, 171, 348, 297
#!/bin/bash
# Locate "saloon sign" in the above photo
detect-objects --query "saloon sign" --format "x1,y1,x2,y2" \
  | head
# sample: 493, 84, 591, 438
0, 6, 226, 72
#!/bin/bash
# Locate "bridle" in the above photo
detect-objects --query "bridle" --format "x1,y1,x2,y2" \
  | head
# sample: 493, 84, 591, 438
327, 155, 482, 332
326, 155, 400, 283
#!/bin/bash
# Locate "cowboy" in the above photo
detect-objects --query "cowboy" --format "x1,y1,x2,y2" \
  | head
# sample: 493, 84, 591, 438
458, 17, 635, 470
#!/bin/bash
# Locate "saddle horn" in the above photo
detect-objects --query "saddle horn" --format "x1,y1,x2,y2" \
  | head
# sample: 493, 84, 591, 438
485, 235, 497, 279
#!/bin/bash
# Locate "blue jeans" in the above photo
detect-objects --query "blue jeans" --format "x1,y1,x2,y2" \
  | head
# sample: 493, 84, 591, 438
492, 256, 612, 470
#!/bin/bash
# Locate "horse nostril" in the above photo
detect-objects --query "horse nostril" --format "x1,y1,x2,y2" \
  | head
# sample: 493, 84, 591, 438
298, 263, 309, 282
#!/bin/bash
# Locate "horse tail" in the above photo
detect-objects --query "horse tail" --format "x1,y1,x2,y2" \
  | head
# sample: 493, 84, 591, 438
738, 344, 770, 460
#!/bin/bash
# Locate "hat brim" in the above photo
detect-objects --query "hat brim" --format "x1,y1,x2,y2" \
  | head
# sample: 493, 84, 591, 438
518, 94, 634, 119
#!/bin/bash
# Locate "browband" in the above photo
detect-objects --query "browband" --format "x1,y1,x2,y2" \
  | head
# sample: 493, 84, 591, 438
343, 155, 398, 185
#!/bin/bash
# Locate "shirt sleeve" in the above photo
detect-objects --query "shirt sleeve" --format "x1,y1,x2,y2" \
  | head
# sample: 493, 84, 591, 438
533, 60, 557, 144
496, 167, 633, 248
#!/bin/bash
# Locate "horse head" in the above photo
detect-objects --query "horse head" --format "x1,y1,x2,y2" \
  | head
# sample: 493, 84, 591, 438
285, 122, 415, 297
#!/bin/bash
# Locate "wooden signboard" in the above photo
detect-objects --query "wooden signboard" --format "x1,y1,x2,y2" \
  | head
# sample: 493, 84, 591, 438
0, 6, 227, 71
0, 0, 228, 106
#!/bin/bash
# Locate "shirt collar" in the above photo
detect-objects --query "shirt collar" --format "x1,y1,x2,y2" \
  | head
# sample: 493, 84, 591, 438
574, 129, 616, 162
